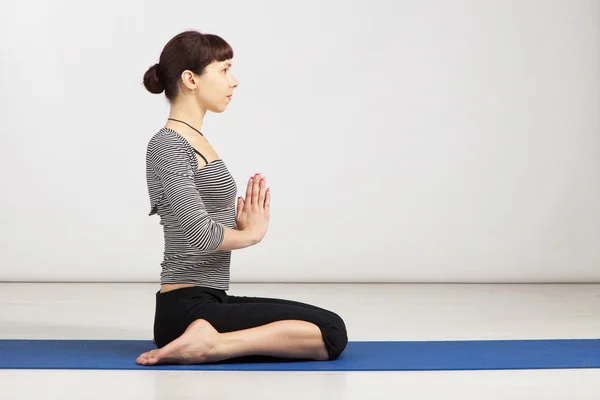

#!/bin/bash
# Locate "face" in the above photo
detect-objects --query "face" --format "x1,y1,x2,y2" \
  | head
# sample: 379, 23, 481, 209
179, 59, 239, 113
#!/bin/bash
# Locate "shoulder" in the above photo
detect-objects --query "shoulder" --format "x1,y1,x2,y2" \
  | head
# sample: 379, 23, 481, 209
147, 128, 181, 150
146, 128, 191, 159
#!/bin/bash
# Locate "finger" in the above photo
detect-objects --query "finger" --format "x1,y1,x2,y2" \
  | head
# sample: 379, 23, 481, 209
258, 177, 266, 207
245, 177, 253, 206
236, 197, 244, 218
264, 188, 271, 213
252, 173, 260, 207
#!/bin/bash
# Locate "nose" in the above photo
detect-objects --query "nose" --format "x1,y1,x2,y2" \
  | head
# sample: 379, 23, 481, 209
230, 74, 239, 89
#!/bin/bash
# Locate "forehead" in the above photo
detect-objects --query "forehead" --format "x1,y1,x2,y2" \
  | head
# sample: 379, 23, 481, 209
214, 59, 232, 67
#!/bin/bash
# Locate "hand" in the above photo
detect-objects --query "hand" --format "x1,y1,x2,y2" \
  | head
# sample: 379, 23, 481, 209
236, 173, 271, 243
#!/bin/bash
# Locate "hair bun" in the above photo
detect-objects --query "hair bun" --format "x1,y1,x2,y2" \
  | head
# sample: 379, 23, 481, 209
143, 63, 164, 94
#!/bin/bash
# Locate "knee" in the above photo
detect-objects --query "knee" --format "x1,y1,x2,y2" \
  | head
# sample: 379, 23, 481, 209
322, 312, 348, 360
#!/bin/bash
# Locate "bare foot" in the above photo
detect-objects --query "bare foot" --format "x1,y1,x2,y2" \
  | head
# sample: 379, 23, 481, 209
136, 319, 220, 366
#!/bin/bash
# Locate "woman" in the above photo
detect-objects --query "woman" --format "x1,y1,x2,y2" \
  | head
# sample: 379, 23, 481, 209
137, 30, 348, 366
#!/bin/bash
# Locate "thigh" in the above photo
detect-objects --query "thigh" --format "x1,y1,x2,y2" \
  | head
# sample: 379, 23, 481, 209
191, 296, 336, 334
226, 294, 333, 314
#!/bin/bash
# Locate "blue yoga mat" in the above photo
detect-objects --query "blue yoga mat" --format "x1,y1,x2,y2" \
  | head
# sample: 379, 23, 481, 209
1, 339, 599, 371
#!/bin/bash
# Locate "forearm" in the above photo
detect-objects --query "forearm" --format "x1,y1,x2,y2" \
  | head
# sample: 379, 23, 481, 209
215, 226, 258, 251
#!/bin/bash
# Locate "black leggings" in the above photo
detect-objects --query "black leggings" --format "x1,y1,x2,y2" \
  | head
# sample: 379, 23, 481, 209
153, 285, 348, 361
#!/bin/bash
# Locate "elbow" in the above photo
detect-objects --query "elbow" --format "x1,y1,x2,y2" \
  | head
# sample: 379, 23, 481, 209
189, 221, 225, 252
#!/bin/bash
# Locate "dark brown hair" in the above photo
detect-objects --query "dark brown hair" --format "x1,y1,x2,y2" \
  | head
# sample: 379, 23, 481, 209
143, 30, 234, 101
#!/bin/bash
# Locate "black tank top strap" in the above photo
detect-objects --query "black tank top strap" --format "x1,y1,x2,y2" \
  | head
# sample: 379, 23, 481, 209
165, 118, 209, 166
192, 148, 209, 165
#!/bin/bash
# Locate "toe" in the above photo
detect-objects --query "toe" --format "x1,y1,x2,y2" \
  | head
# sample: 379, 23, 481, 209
145, 349, 161, 365
136, 352, 151, 365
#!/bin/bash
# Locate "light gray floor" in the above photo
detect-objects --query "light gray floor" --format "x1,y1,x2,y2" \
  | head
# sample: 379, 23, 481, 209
1, 282, 599, 399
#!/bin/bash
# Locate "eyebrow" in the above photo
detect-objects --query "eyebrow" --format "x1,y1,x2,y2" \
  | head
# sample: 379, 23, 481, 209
224, 62, 232, 67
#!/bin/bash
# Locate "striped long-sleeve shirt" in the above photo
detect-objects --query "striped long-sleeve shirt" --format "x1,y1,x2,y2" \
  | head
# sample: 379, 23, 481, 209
145, 128, 237, 290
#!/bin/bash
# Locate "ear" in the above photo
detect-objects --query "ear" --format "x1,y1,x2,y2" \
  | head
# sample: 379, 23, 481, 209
180, 70, 197, 91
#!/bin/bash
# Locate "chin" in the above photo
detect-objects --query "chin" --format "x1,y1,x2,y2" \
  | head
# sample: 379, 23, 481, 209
210, 106, 228, 114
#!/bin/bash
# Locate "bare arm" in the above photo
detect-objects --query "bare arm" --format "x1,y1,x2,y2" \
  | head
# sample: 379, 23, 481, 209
215, 227, 259, 251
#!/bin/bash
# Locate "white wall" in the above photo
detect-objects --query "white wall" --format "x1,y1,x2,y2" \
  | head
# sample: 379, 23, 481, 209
0, 0, 598, 283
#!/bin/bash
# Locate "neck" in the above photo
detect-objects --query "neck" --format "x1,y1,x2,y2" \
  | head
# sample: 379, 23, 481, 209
167, 98, 207, 133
